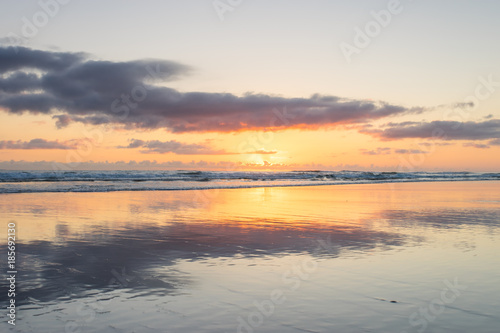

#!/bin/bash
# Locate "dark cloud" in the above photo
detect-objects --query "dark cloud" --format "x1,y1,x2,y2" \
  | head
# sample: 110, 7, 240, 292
363, 119, 500, 141
0, 46, 190, 115
0, 72, 41, 93
0, 46, 86, 74
0, 138, 75, 149
0, 46, 423, 133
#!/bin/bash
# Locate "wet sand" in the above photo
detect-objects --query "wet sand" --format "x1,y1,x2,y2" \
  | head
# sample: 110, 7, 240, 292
1, 181, 500, 332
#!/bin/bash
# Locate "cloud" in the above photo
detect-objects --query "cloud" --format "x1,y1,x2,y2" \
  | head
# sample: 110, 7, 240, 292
394, 149, 428, 154
360, 147, 391, 155
363, 119, 500, 141
119, 139, 233, 155
119, 139, 278, 155
0, 159, 239, 171
0, 46, 190, 114
246, 149, 277, 155
418, 142, 453, 147
360, 147, 428, 155
0, 46, 86, 74
0, 138, 75, 149
0, 71, 41, 93
0, 46, 426, 133
489, 138, 500, 146
462, 143, 490, 149
0, 159, 392, 172
53, 114, 72, 128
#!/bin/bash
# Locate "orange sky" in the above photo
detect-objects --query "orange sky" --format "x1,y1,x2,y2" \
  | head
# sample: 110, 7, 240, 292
1, 109, 499, 171
1, 2, 500, 171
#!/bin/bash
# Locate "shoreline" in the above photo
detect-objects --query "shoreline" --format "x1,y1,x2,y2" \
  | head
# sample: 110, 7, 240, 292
1, 178, 499, 195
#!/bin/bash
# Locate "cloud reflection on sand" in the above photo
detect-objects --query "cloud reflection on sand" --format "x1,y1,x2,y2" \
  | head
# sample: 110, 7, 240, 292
0, 182, 499, 333
4, 210, 411, 306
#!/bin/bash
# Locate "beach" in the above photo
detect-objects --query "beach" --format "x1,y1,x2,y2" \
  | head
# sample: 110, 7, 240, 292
1, 181, 500, 332
2, 2, 500, 332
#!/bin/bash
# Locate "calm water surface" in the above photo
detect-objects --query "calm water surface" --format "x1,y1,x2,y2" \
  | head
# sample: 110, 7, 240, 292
1, 181, 499, 332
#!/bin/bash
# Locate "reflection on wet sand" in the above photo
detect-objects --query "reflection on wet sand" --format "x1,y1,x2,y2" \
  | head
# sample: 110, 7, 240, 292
1, 181, 499, 332
2, 192, 414, 305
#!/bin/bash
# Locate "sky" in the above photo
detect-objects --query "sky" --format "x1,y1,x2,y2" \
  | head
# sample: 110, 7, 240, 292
1, 0, 500, 171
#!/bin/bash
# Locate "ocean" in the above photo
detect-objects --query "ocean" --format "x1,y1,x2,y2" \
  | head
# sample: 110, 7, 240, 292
1, 170, 500, 193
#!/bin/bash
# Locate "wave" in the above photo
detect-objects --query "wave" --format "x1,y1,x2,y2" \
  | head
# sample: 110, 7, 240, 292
0, 170, 499, 193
